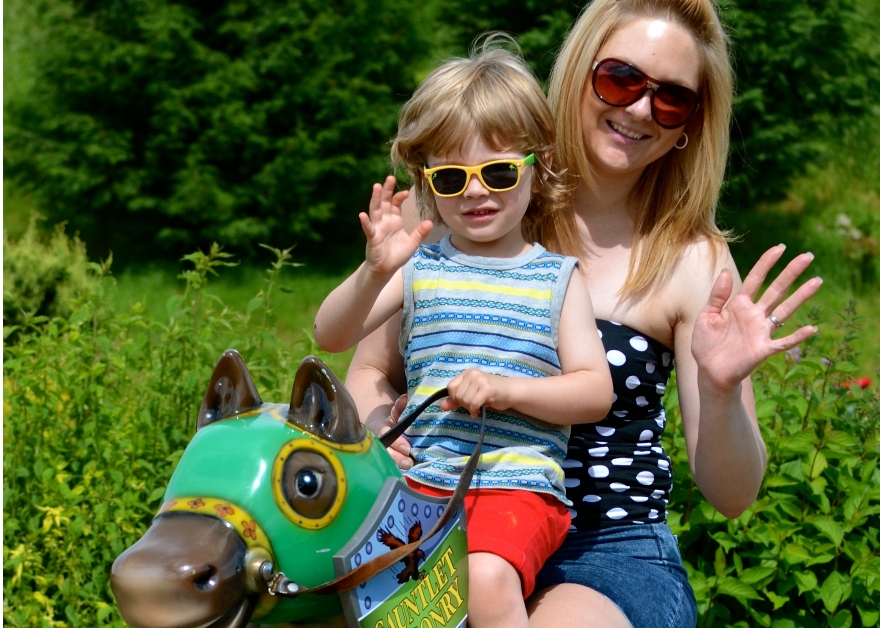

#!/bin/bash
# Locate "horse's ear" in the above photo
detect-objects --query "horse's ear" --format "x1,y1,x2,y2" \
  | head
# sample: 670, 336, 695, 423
288, 356, 365, 444
198, 350, 263, 430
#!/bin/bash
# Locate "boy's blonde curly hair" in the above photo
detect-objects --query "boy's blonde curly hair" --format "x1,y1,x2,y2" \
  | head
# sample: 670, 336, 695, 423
391, 34, 579, 257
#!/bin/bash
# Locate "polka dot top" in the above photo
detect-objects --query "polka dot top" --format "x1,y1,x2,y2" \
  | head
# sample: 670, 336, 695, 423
564, 319, 675, 530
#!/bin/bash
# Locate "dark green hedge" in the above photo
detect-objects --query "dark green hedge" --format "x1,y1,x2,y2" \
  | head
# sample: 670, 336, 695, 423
5, 0, 435, 261
6, 0, 880, 263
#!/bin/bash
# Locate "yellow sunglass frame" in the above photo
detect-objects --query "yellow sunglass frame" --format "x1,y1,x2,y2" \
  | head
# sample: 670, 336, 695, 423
423, 153, 536, 197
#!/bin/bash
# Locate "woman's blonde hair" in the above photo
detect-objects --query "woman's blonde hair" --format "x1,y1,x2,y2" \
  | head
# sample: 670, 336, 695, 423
392, 35, 579, 256
549, 0, 733, 295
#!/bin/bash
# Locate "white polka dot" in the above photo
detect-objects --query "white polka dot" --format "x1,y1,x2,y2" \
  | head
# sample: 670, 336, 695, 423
582, 494, 601, 502
662, 352, 671, 367
636, 442, 651, 448
611, 458, 633, 466
588, 465, 609, 478
638, 430, 653, 441
629, 336, 649, 352
651, 446, 664, 454
658, 460, 670, 471
655, 416, 665, 428
630, 495, 648, 502
607, 507, 628, 519
610, 482, 630, 492
597, 329, 603, 339
637, 471, 655, 485
648, 509, 659, 519
596, 426, 615, 437
612, 393, 618, 403
626, 375, 641, 389
613, 410, 628, 418
646, 362, 656, 374
651, 490, 665, 499
636, 396, 648, 407
634, 450, 650, 456
588, 446, 609, 457
565, 478, 581, 488
568, 508, 577, 519
633, 520, 645, 524
607, 350, 626, 366
563, 459, 583, 469
656, 383, 666, 395
596, 441, 608, 445
610, 321, 622, 326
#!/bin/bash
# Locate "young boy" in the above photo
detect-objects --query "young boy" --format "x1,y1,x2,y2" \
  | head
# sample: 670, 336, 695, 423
314, 44, 612, 628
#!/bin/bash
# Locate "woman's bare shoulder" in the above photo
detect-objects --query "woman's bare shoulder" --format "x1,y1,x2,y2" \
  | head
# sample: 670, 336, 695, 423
666, 236, 739, 324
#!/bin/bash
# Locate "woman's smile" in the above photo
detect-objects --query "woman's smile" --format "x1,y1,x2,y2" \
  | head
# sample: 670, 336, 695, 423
607, 120, 651, 141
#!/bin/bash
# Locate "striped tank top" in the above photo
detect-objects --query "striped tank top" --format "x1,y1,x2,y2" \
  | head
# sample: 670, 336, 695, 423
398, 236, 579, 504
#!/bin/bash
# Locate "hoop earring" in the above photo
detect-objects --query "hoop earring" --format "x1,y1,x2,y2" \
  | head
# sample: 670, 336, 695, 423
674, 133, 688, 150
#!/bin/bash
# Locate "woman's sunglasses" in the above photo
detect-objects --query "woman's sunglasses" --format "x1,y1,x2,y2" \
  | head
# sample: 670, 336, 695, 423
591, 58, 699, 130
423, 154, 536, 197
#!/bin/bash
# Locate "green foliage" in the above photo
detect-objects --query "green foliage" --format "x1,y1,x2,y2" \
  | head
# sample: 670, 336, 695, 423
7, 0, 880, 266
4, 228, 878, 627
782, 111, 880, 293
663, 303, 880, 627
4, 0, 435, 262
720, 0, 880, 210
2, 234, 333, 626
3, 217, 100, 332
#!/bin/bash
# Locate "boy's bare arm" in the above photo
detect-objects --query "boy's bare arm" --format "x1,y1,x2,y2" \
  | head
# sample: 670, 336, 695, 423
314, 177, 432, 352
440, 271, 613, 423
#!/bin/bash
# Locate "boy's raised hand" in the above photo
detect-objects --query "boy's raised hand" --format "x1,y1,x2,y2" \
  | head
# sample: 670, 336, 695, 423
360, 176, 433, 277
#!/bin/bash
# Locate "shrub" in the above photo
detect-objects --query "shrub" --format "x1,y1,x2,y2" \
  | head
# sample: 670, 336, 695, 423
3, 217, 100, 332
4, 0, 436, 262
3, 232, 878, 626
2, 238, 319, 626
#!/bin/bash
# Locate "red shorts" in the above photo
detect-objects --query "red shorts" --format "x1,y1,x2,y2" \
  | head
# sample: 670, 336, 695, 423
407, 479, 570, 598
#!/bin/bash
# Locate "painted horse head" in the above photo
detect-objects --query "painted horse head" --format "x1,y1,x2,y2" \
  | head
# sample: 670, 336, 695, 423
111, 350, 402, 627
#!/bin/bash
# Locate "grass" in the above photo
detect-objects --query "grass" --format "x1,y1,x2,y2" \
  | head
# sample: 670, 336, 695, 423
110, 260, 360, 378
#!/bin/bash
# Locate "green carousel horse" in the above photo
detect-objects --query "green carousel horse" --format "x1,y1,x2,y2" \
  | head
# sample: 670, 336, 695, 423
111, 351, 470, 628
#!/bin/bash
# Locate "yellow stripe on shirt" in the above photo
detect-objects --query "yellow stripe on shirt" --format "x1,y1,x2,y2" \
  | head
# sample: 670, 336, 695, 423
476, 451, 565, 478
412, 279, 552, 301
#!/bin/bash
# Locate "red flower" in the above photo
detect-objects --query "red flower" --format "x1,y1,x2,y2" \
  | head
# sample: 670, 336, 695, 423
841, 377, 871, 390
214, 503, 235, 517
188, 498, 205, 509
242, 520, 257, 540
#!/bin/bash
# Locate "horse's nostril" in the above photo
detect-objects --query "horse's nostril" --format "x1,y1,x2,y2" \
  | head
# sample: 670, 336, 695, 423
192, 565, 218, 592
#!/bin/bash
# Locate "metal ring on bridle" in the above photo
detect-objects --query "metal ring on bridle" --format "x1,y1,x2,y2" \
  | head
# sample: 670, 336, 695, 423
768, 314, 784, 329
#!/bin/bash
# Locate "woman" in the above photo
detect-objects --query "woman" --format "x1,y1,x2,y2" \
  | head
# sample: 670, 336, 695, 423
344, 0, 822, 626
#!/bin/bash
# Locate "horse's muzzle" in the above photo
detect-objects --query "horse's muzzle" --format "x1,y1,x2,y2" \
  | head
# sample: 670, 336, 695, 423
111, 513, 252, 628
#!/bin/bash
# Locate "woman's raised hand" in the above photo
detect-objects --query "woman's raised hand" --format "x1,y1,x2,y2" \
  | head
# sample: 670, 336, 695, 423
360, 176, 433, 277
691, 245, 822, 393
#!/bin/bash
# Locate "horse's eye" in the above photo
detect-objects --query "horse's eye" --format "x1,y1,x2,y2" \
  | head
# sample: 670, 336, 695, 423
295, 469, 321, 497
281, 451, 337, 519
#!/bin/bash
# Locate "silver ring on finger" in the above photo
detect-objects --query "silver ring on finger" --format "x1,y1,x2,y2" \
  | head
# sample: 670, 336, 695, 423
768, 314, 784, 329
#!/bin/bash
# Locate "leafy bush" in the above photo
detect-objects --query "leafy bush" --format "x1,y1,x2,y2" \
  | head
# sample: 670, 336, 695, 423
3, 229, 878, 626
663, 302, 880, 627
4, 0, 436, 262
2, 237, 320, 626
3, 218, 100, 332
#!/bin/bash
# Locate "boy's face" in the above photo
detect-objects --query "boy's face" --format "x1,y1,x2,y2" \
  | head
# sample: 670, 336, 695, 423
426, 134, 533, 258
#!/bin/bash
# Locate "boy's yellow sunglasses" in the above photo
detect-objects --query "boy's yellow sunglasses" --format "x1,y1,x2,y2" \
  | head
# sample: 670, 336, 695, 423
423, 154, 536, 197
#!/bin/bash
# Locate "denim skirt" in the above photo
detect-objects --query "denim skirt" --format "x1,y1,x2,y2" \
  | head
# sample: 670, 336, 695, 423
533, 522, 697, 628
